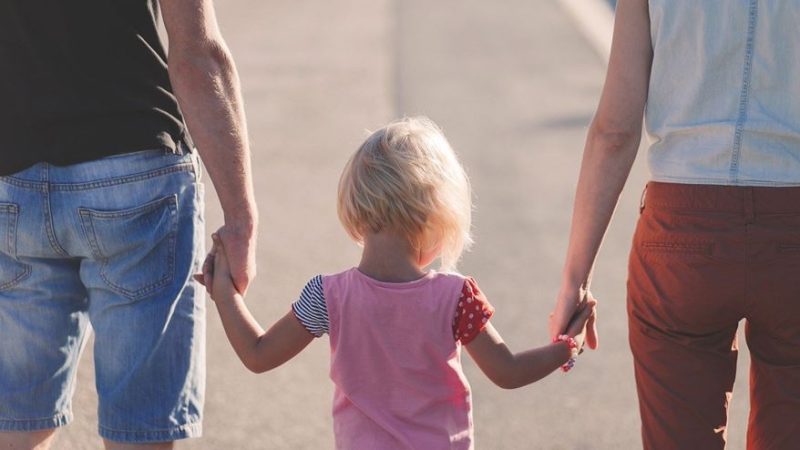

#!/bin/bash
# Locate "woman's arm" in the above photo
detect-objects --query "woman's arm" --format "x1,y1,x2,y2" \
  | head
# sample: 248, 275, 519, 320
549, 0, 653, 349
208, 235, 314, 374
467, 301, 595, 389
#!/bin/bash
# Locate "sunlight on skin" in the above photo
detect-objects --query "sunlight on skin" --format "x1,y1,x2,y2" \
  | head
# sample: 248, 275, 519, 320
103, 440, 174, 450
0, 432, 173, 450
0, 430, 55, 450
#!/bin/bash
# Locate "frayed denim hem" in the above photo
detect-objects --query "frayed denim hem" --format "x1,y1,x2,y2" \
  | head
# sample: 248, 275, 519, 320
0, 411, 72, 431
99, 421, 202, 443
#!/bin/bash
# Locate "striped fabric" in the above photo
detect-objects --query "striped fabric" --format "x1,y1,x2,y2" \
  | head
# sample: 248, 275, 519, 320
291, 275, 329, 337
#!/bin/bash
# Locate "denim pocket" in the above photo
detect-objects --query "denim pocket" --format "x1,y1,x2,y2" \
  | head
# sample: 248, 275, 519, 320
0, 203, 31, 291
79, 195, 179, 300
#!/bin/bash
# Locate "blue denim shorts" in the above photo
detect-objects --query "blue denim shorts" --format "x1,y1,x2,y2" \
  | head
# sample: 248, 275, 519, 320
0, 149, 205, 443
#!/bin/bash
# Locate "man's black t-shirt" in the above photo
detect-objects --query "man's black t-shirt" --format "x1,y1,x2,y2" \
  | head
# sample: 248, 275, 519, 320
0, 0, 189, 176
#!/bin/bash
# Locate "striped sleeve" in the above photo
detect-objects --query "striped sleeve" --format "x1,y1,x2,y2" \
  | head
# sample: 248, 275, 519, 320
291, 275, 329, 337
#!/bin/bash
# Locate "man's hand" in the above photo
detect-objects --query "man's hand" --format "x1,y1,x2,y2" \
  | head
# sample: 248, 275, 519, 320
215, 221, 257, 295
194, 224, 255, 295
549, 288, 599, 350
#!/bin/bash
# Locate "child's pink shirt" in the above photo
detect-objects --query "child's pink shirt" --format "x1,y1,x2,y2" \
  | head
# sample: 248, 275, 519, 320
324, 268, 475, 450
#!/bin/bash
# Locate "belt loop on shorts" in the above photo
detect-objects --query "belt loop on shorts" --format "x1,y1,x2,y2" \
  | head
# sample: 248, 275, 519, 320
639, 184, 648, 214
744, 187, 755, 222
180, 132, 195, 155
167, 136, 193, 156
174, 139, 189, 156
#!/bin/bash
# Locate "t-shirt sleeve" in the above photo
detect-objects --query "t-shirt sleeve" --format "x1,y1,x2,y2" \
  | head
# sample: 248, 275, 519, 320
452, 277, 495, 345
291, 275, 329, 338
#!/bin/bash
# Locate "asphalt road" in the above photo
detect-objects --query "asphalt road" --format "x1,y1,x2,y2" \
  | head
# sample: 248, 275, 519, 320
59, 1, 751, 448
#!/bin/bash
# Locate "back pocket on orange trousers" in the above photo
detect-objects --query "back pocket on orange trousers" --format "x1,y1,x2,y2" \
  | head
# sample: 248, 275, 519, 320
641, 241, 713, 256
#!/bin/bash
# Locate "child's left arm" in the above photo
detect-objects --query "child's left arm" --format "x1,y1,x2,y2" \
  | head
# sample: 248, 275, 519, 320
205, 235, 314, 374
465, 301, 595, 389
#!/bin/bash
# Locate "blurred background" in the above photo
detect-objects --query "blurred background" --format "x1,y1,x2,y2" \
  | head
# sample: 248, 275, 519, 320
58, 1, 751, 448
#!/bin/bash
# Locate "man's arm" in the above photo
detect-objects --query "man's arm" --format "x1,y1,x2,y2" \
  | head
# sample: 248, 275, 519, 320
160, 0, 258, 293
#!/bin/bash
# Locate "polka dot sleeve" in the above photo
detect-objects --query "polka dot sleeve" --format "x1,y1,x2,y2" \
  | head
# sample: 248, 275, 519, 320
452, 277, 495, 344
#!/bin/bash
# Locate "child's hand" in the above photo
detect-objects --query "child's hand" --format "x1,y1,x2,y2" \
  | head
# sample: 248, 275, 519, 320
196, 234, 240, 303
193, 239, 218, 293
565, 297, 598, 351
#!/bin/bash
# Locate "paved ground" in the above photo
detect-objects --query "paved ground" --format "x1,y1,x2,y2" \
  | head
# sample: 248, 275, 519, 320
59, 1, 751, 448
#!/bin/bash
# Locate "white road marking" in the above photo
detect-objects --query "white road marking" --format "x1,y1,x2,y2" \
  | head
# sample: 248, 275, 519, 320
557, 0, 615, 64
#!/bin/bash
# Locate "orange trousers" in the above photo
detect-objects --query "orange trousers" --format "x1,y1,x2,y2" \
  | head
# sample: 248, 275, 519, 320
628, 182, 800, 450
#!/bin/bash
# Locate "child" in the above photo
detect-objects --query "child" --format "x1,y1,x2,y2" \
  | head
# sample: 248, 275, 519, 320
200, 117, 595, 449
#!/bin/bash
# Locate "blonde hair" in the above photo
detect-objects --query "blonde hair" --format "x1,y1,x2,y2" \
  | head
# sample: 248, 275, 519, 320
337, 117, 473, 271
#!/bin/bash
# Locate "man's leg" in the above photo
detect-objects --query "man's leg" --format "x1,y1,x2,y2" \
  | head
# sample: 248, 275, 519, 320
1, 432, 175, 449
0, 257, 89, 450
0, 430, 57, 450
0, 179, 90, 450
64, 150, 205, 445
102, 440, 173, 450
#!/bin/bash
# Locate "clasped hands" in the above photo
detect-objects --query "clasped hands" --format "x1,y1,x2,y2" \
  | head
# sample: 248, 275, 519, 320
550, 288, 599, 352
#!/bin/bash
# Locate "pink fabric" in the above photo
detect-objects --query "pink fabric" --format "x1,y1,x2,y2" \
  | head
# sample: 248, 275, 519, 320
325, 268, 474, 450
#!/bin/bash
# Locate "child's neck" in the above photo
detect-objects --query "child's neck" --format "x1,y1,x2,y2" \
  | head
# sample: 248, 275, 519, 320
358, 231, 428, 283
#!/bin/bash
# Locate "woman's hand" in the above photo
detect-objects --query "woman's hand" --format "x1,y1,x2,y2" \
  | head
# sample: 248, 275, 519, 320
550, 289, 598, 350
564, 296, 597, 351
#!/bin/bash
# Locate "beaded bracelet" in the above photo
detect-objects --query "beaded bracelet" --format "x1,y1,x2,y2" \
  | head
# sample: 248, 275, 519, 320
553, 334, 579, 373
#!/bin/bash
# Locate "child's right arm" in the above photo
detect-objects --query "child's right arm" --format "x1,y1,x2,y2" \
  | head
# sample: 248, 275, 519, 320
206, 235, 314, 374
465, 301, 595, 389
